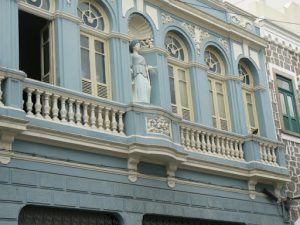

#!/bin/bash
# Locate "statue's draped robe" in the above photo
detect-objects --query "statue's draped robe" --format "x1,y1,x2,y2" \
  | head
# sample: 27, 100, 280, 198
131, 53, 151, 103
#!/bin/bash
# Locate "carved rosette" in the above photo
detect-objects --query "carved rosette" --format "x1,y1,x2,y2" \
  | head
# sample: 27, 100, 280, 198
230, 14, 254, 31
147, 116, 171, 137
182, 23, 210, 54
161, 13, 174, 24
218, 38, 228, 51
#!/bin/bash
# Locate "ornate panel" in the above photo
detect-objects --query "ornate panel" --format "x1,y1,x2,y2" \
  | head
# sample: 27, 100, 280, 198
19, 206, 119, 225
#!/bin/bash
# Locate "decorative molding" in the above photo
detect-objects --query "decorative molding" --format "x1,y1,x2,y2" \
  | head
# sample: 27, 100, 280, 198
128, 156, 139, 182
147, 116, 171, 137
167, 162, 177, 188
230, 13, 254, 32
122, 0, 135, 17
218, 38, 228, 50
182, 23, 210, 54
253, 84, 267, 92
161, 13, 174, 24
146, 5, 159, 30
248, 179, 257, 199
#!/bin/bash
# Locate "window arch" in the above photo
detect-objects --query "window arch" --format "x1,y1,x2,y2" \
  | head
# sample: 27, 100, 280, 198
78, 0, 111, 99
205, 47, 231, 131
165, 32, 193, 121
20, 0, 53, 11
239, 61, 259, 133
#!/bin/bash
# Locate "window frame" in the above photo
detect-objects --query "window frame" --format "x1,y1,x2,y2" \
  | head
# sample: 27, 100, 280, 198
205, 48, 231, 131
78, 0, 111, 99
165, 33, 194, 121
239, 62, 259, 134
276, 74, 300, 133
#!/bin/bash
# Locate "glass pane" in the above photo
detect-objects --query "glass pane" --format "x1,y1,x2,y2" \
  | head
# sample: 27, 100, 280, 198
95, 40, 104, 53
43, 28, 49, 42
279, 93, 287, 115
169, 77, 176, 104
80, 35, 89, 48
287, 95, 295, 118
95, 53, 106, 83
217, 93, 226, 118
178, 69, 186, 81
179, 81, 188, 108
43, 42, 50, 75
246, 93, 252, 103
210, 91, 215, 116
247, 103, 255, 127
277, 79, 290, 91
81, 48, 90, 79
42, 0, 50, 10
168, 66, 174, 77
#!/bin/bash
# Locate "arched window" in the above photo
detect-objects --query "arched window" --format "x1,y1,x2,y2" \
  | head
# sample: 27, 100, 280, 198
78, 1, 111, 99
165, 33, 193, 120
239, 61, 259, 133
205, 48, 231, 131
20, 0, 53, 11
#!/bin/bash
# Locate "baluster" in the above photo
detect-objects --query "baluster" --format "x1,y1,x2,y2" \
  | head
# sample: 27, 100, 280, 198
261, 143, 267, 162
83, 102, 89, 127
52, 94, 59, 121
267, 145, 273, 163
229, 139, 235, 158
239, 141, 244, 159
185, 128, 191, 149
211, 135, 216, 154
180, 127, 185, 146
89, 104, 96, 129
0, 76, 4, 106
117, 111, 124, 134
60, 96, 67, 122
25, 88, 34, 116
97, 106, 103, 130
111, 109, 117, 133
221, 137, 225, 156
104, 107, 111, 131
43, 92, 51, 120
195, 131, 201, 151
216, 136, 221, 155
75, 100, 82, 125
234, 140, 239, 159
190, 129, 196, 150
201, 131, 206, 152
225, 138, 230, 157
271, 146, 277, 164
206, 133, 211, 153
67, 98, 75, 124
34, 90, 43, 118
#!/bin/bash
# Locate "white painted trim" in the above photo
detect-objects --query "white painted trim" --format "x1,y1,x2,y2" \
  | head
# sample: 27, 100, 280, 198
281, 133, 300, 144
269, 63, 299, 90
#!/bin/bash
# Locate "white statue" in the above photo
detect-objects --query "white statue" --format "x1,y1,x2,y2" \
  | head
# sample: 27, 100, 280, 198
129, 40, 155, 103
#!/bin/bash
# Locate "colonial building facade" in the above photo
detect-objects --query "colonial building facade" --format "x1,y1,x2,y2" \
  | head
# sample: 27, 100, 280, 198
0, 0, 290, 225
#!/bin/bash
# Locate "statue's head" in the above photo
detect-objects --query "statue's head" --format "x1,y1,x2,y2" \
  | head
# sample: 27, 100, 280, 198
129, 39, 140, 53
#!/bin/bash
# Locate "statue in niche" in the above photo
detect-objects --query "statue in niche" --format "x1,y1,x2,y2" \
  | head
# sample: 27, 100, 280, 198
129, 40, 155, 104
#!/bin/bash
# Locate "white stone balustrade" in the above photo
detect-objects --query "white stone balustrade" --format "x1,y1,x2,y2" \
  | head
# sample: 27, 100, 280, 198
180, 125, 244, 160
23, 84, 125, 135
259, 142, 277, 165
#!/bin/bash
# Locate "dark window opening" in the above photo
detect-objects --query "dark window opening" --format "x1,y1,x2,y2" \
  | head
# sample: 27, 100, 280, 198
19, 205, 120, 225
19, 10, 50, 81
143, 215, 245, 225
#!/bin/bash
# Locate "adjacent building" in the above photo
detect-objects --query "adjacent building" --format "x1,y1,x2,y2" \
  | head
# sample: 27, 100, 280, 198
0, 0, 291, 225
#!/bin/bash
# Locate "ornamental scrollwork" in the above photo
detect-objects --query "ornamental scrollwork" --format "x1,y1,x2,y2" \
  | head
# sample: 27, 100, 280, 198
218, 38, 228, 51
182, 23, 210, 54
230, 14, 254, 31
161, 13, 174, 24
147, 116, 171, 137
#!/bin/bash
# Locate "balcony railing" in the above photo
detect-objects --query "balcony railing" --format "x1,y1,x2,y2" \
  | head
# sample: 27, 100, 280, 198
180, 123, 244, 160
0, 74, 283, 167
22, 78, 125, 135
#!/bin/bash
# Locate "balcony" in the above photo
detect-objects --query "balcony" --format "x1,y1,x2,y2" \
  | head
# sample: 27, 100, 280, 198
0, 67, 289, 197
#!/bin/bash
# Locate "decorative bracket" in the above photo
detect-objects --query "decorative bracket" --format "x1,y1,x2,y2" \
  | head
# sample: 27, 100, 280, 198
248, 179, 257, 199
274, 182, 284, 200
128, 156, 139, 182
167, 162, 178, 188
